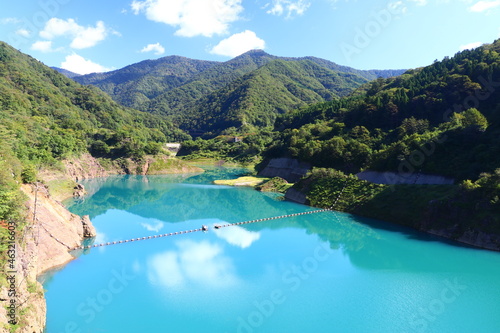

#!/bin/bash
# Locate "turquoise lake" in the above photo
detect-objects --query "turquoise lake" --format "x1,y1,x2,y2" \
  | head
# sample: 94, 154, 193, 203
42, 168, 500, 333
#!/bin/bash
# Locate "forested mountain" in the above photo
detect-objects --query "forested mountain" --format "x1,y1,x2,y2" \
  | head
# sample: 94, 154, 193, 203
174, 59, 369, 135
74, 56, 218, 110
143, 50, 279, 120
296, 56, 404, 81
265, 39, 500, 181
72, 50, 405, 136
51, 67, 80, 79
0, 41, 188, 173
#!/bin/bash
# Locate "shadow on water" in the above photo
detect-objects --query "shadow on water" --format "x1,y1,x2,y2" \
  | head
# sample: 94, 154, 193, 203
307, 212, 500, 273
348, 213, 482, 251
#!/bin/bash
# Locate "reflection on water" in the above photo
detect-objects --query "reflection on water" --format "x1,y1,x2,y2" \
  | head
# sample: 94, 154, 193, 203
213, 225, 261, 249
43, 168, 500, 333
140, 220, 165, 232
148, 240, 240, 289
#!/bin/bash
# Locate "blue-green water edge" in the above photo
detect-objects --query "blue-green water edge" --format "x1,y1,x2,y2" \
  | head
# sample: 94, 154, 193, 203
41, 167, 500, 332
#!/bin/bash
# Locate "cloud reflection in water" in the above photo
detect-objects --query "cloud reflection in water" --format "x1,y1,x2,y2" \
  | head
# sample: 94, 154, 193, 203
140, 220, 165, 232
147, 240, 239, 289
213, 225, 260, 249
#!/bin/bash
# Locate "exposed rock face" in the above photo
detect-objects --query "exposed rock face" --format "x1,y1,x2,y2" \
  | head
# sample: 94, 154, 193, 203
427, 228, 500, 252
0, 183, 96, 333
284, 188, 308, 204
64, 153, 109, 181
356, 171, 455, 185
165, 143, 181, 156
258, 158, 311, 182
73, 183, 87, 198
82, 215, 96, 238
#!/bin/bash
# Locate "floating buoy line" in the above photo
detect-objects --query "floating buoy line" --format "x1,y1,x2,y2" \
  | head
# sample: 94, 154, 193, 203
69, 180, 351, 252
69, 208, 332, 252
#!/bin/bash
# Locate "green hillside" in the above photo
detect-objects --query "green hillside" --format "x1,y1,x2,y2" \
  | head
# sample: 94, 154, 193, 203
267, 39, 500, 181
74, 56, 218, 110
175, 59, 369, 135
142, 50, 279, 119
0, 40, 191, 219
174, 39, 500, 247
72, 50, 404, 136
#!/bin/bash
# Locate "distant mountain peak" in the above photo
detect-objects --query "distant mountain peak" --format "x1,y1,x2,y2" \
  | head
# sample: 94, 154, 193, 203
232, 49, 275, 60
242, 49, 269, 56
51, 67, 81, 78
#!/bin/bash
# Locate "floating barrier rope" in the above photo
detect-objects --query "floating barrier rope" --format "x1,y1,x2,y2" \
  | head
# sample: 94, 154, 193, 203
69, 209, 331, 251
70, 226, 208, 251
329, 179, 350, 210
69, 181, 351, 252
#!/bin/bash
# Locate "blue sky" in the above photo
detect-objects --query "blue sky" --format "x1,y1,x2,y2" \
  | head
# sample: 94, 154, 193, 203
1, 0, 499, 74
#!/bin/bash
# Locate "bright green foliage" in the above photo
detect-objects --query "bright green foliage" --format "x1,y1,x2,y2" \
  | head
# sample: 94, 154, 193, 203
264, 38, 500, 181
74, 50, 404, 136
458, 108, 489, 131
298, 167, 500, 235
73, 55, 219, 110
0, 41, 189, 167
302, 168, 385, 210
255, 177, 292, 193
178, 130, 278, 164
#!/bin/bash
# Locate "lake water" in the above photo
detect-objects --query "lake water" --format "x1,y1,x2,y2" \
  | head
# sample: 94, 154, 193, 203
42, 168, 500, 333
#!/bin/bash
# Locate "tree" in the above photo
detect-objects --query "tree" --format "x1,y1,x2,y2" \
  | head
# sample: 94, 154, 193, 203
461, 108, 488, 132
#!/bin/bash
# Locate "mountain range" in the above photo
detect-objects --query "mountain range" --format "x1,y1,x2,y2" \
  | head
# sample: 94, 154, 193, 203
55, 50, 405, 136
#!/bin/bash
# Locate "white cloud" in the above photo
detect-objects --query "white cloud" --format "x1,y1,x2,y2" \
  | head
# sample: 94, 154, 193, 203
61, 53, 111, 75
140, 42, 165, 55
147, 240, 239, 288
40, 18, 109, 49
16, 29, 31, 37
131, 0, 243, 37
389, 1, 408, 14
266, 0, 311, 18
407, 0, 428, 5
459, 41, 483, 51
469, 0, 500, 12
210, 30, 266, 57
31, 41, 54, 52
0, 17, 21, 25
213, 225, 260, 249
141, 221, 165, 232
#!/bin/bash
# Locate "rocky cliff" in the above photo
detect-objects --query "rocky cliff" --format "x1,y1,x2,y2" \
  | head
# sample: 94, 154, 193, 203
258, 158, 311, 182
0, 184, 95, 333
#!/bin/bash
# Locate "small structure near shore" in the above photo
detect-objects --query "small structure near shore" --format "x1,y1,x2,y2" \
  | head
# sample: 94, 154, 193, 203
165, 143, 181, 156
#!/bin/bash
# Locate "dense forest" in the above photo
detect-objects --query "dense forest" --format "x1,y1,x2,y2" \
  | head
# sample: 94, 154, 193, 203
179, 39, 500, 180
264, 39, 500, 181
71, 50, 405, 136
